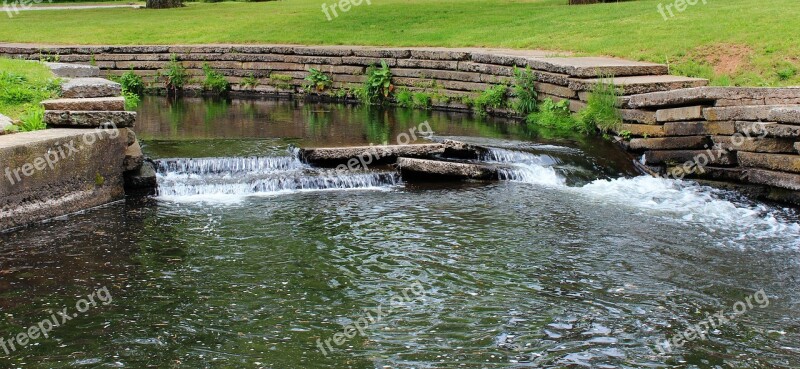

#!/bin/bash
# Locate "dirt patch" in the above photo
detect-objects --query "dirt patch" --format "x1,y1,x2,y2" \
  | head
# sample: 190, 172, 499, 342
690, 43, 754, 75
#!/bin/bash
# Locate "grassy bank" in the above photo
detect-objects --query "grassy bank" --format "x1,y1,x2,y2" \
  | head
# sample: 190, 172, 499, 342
0, 0, 798, 86
0, 59, 59, 133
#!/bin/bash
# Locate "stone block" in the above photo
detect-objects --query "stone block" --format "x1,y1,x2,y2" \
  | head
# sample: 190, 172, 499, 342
628, 136, 709, 151
409, 49, 469, 61
736, 121, 800, 138
353, 48, 411, 58
397, 59, 458, 70
644, 149, 737, 166
45, 111, 136, 128
61, 78, 122, 98
527, 57, 668, 77
656, 106, 704, 122
534, 82, 576, 98
627, 87, 800, 109
768, 107, 800, 124
123, 140, 144, 172
45, 62, 99, 78
711, 136, 797, 153
619, 124, 666, 137
41, 97, 125, 111
391, 68, 483, 82
457, 62, 514, 76
746, 169, 800, 191
663, 121, 735, 136
0, 128, 127, 230
738, 152, 800, 174
703, 105, 788, 121
341, 57, 398, 67
569, 75, 708, 95
620, 109, 657, 124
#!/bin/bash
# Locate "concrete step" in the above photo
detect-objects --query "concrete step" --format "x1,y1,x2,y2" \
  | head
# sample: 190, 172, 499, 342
44, 110, 136, 128
61, 78, 122, 98
738, 152, 800, 174
45, 62, 100, 78
627, 87, 800, 109
41, 97, 125, 111
528, 57, 668, 78
569, 75, 708, 95
703, 105, 795, 122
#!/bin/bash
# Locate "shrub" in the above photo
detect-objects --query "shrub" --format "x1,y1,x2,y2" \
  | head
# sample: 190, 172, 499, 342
241, 73, 259, 90
512, 66, 537, 115
526, 98, 586, 132
163, 54, 188, 95
413, 92, 432, 109
201, 63, 230, 95
304, 68, 332, 92
122, 90, 141, 110
473, 84, 507, 115
578, 77, 622, 132
363, 60, 393, 105
118, 70, 144, 96
395, 87, 413, 107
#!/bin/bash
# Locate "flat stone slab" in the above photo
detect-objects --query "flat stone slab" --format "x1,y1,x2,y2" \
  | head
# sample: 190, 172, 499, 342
397, 157, 502, 180
41, 97, 125, 111
123, 140, 144, 172
627, 87, 800, 109
746, 169, 800, 191
738, 152, 800, 174
628, 136, 709, 151
528, 57, 668, 78
656, 106, 704, 122
703, 105, 793, 122
768, 107, 800, 124
644, 149, 737, 166
664, 121, 735, 136
300, 144, 447, 167
619, 124, 666, 138
620, 109, 656, 124
736, 122, 800, 139
61, 78, 122, 98
45, 62, 99, 78
569, 75, 708, 95
44, 110, 136, 128
712, 136, 798, 153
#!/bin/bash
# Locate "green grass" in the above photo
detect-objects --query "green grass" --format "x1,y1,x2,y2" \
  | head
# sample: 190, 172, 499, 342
0, 0, 798, 86
0, 58, 60, 121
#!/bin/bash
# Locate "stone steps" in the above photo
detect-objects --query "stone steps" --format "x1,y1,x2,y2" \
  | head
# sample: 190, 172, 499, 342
44, 110, 136, 128
41, 97, 125, 111
61, 78, 122, 98
627, 87, 800, 109
44, 62, 99, 78
570, 75, 708, 95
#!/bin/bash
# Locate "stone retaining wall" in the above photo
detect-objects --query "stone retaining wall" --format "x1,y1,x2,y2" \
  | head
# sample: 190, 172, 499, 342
2, 44, 797, 204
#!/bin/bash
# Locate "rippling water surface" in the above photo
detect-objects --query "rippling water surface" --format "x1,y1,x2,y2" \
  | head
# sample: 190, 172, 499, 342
1, 97, 799, 368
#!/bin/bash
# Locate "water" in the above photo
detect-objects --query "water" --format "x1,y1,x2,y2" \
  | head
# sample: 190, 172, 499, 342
1, 97, 799, 368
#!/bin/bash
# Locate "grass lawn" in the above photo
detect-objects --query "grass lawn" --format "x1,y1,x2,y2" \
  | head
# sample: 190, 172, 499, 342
0, 0, 798, 86
0, 58, 59, 121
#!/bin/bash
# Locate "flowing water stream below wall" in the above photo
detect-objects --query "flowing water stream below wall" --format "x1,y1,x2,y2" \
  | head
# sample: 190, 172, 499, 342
1, 96, 799, 368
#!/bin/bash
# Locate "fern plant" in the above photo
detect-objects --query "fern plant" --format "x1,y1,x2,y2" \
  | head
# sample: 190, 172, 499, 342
202, 63, 231, 95
163, 54, 188, 96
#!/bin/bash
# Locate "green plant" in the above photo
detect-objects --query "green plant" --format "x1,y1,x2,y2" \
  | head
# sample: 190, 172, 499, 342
526, 98, 585, 132
395, 87, 413, 107
269, 73, 293, 90
473, 84, 507, 115
201, 63, 231, 95
118, 70, 145, 95
122, 90, 141, 110
304, 68, 333, 92
163, 54, 188, 95
619, 130, 633, 139
90, 53, 97, 67
413, 92, 432, 109
18, 105, 46, 132
512, 66, 537, 115
777, 65, 797, 81
578, 76, 622, 133
37, 50, 60, 63
242, 73, 259, 89
363, 60, 393, 105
